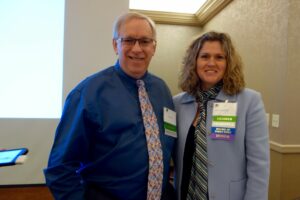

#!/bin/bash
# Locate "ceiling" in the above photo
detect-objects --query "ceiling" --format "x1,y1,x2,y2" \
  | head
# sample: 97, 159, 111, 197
129, 0, 207, 14
129, 0, 232, 26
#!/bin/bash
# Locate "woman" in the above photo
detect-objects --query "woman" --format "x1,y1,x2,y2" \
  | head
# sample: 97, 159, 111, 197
173, 31, 269, 200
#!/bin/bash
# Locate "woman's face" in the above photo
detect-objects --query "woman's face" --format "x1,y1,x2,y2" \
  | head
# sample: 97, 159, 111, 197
196, 41, 227, 91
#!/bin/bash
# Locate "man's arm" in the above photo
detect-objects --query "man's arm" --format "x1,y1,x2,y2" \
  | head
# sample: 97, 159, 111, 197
44, 89, 90, 199
44, 163, 86, 199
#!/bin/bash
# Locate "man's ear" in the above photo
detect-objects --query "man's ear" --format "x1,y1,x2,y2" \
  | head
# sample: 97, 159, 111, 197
112, 39, 118, 55
152, 42, 157, 56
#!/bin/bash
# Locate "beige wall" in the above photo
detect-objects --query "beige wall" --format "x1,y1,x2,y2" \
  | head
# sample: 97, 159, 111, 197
270, 150, 300, 200
148, 0, 300, 199
203, 0, 291, 143
283, 0, 300, 144
202, 0, 300, 199
151, 0, 300, 144
203, 6, 300, 198
149, 24, 202, 95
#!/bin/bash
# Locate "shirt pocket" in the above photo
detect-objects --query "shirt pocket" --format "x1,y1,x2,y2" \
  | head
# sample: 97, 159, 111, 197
229, 178, 246, 200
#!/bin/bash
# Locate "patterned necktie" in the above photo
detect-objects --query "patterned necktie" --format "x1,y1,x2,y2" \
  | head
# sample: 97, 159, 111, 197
187, 100, 208, 200
187, 85, 221, 200
137, 79, 163, 200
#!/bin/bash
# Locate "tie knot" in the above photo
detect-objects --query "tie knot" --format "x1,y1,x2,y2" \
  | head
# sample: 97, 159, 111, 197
136, 79, 145, 88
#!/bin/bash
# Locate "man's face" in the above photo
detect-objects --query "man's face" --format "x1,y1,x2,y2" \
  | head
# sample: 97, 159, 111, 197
113, 18, 156, 79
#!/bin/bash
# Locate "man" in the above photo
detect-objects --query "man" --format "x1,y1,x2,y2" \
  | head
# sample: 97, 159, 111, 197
44, 12, 176, 200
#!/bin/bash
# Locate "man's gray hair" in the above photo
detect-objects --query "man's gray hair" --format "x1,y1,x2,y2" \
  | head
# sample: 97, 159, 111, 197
112, 12, 156, 40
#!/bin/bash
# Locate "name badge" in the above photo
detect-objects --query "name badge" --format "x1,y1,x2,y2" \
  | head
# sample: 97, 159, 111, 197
163, 107, 177, 138
210, 101, 237, 141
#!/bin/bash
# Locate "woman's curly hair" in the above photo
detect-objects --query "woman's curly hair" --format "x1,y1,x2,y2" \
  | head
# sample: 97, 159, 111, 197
179, 31, 245, 96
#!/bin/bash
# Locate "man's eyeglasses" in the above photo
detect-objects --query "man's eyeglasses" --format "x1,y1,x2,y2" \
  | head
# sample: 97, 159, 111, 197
116, 37, 156, 48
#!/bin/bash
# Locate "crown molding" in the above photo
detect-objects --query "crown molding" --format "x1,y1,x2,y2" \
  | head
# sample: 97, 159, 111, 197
130, 0, 232, 26
195, 0, 232, 26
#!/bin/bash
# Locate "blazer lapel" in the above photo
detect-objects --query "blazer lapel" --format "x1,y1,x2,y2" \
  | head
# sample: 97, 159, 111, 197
180, 93, 198, 126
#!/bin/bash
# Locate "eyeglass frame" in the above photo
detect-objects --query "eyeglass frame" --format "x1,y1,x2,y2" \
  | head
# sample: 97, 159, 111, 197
116, 37, 156, 48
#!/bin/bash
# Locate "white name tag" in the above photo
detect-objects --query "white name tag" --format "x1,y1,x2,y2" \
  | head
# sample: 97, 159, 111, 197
163, 107, 177, 138
210, 101, 237, 141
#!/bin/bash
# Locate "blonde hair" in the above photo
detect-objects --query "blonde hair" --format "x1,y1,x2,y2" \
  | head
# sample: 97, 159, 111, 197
179, 31, 245, 96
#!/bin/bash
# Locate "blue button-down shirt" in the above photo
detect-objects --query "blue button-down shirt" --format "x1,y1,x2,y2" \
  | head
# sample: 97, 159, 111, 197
44, 61, 175, 200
